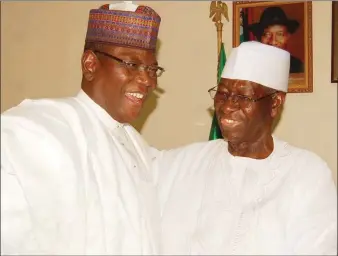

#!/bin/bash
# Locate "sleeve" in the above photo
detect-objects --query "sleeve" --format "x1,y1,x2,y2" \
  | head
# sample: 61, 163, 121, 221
286, 158, 337, 255
150, 146, 192, 215
1, 154, 40, 254
1, 115, 78, 254
149, 141, 219, 214
150, 141, 220, 185
149, 145, 191, 188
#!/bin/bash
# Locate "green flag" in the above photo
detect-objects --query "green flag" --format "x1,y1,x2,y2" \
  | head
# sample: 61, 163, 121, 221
208, 42, 226, 140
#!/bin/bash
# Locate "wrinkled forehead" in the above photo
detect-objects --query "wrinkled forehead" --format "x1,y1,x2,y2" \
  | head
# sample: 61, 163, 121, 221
218, 78, 262, 90
218, 78, 276, 95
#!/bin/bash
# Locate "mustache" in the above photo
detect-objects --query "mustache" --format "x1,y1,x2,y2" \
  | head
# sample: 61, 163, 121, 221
216, 112, 236, 120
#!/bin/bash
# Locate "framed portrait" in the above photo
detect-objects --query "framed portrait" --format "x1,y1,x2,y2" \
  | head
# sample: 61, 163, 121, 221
332, 1, 338, 83
233, 1, 313, 93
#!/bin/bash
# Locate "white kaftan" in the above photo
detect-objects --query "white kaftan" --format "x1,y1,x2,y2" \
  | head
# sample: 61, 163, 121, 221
1, 90, 160, 255
154, 138, 337, 255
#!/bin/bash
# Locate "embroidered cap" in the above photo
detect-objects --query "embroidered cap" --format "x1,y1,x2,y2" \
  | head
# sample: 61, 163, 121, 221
85, 2, 161, 51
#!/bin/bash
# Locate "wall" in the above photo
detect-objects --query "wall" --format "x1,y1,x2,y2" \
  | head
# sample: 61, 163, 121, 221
1, 1, 336, 183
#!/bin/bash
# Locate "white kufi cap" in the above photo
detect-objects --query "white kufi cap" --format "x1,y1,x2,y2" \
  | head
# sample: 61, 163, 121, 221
108, 1, 138, 11
221, 41, 290, 92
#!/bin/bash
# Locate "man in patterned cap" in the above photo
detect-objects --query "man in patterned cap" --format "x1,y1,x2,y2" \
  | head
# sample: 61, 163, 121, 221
1, 2, 164, 254
154, 42, 337, 255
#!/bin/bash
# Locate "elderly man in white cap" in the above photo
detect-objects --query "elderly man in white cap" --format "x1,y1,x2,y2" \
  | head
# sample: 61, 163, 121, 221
1, 2, 163, 255
154, 41, 337, 255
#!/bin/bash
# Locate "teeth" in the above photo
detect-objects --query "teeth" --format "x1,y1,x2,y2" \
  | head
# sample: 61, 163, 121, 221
127, 92, 144, 99
223, 119, 234, 124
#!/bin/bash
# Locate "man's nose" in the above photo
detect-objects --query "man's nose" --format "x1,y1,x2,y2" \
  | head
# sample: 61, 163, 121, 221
271, 35, 278, 46
216, 98, 238, 113
135, 70, 156, 89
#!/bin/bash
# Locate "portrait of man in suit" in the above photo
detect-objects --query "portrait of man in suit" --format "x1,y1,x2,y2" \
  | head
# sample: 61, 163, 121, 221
247, 6, 304, 74
235, 1, 312, 92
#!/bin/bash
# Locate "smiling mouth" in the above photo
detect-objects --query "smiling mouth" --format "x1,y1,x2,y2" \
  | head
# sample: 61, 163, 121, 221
125, 92, 146, 104
223, 118, 234, 123
220, 117, 240, 126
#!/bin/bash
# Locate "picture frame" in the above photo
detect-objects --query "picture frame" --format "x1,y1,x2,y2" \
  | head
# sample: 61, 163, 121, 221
332, 1, 338, 83
233, 1, 313, 93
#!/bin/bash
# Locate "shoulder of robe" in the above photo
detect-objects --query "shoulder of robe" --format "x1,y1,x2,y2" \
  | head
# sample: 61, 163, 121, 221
278, 140, 337, 213
1, 97, 86, 176
1, 97, 81, 143
158, 139, 225, 161
276, 138, 333, 182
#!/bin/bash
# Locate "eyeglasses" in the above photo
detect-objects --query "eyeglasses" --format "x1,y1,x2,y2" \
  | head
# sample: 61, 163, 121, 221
93, 50, 165, 78
208, 86, 277, 103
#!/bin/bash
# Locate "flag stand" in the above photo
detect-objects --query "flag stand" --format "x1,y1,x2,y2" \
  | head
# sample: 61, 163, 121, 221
208, 1, 229, 140
209, 1, 229, 75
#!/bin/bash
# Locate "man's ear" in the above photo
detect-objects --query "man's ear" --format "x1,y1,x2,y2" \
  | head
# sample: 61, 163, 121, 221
81, 50, 98, 81
271, 92, 286, 118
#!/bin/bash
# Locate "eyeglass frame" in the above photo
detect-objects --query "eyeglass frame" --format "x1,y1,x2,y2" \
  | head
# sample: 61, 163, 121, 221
207, 86, 277, 103
92, 50, 165, 77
